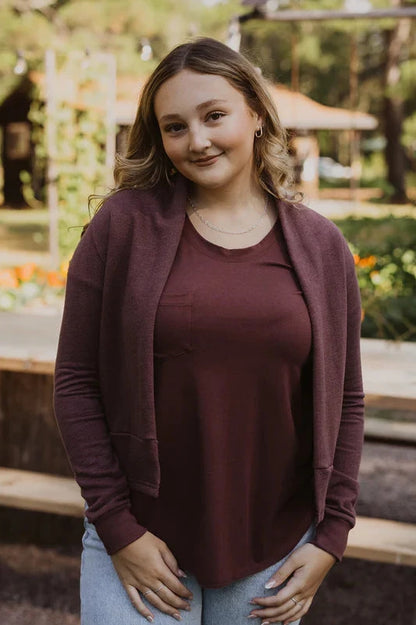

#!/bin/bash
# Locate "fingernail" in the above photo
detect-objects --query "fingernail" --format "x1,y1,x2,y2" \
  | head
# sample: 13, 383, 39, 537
173, 614, 182, 621
264, 580, 277, 589
146, 617, 154, 623
249, 600, 258, 604
247, 615, 257, 619
178, 568, 188, 577
261, 622, 270, 625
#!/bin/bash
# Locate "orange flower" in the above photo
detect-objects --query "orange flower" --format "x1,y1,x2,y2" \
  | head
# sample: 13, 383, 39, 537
35, 268, 47, 284
358, 255, 377, 269
15, 262, 37, 282
353, 254, 360, 265
0, 268, 19, 289
46, 270, 66, 288
361, 308, 365, 322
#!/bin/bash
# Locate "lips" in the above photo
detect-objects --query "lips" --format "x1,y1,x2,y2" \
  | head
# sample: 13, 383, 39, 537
192, 153, 222, 166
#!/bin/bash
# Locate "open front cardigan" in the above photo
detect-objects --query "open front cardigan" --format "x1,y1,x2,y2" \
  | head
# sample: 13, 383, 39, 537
54, 175, 365, 561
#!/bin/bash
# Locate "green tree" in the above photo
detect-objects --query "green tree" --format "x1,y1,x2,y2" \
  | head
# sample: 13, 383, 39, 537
239, 0, 416, 202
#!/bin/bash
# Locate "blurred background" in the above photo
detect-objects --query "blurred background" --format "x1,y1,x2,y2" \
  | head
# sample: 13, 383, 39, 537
0, 1, 415, 624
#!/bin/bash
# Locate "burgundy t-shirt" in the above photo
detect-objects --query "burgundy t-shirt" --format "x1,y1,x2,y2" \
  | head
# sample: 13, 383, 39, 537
130, 213, 315, 588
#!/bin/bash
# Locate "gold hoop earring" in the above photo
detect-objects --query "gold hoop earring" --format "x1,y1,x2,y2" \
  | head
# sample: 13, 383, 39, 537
255, 127, 263, 138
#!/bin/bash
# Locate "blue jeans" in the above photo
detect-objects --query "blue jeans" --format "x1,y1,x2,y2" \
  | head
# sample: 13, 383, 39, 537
80, 518, 315, 625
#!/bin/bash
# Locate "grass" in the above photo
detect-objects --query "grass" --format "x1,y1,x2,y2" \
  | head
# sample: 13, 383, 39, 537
0, 208, 49, 226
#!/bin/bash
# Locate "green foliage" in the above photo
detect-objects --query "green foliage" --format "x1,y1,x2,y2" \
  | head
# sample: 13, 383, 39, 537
0, 0, 242, 97
28, 52, 110, 261
334, 216, 416, 341
1, 0, 244, 262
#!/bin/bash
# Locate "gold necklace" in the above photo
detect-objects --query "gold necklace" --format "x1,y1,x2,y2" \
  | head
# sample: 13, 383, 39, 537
187, 196, 269, 235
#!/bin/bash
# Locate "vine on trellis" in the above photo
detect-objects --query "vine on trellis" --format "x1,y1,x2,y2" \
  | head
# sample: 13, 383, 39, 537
27, 50, 115, 261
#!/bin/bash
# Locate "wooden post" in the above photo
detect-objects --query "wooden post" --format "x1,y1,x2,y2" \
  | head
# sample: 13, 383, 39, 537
349, 32, 360, 202
45, 49, 60, 268
103, 52, 117, 189
291, 30, 299, 93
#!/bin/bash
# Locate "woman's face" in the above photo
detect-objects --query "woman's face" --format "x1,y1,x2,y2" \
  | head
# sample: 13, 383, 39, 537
154, 70, 261, 193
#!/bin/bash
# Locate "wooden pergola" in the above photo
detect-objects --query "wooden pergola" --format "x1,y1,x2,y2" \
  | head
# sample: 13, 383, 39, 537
235, 1, 416, 200
239, 1, 416, 22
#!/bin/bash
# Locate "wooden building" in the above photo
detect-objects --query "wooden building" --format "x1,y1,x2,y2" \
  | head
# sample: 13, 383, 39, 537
0, 74, 377, 206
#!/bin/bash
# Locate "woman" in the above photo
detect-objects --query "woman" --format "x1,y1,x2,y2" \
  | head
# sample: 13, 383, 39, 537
54, 38, 364, 625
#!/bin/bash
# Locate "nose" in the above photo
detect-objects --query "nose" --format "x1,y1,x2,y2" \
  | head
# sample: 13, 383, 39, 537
188, 124, 211, 153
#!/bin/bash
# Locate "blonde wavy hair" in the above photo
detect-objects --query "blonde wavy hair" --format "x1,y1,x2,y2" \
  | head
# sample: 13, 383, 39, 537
90, 37, 297, 215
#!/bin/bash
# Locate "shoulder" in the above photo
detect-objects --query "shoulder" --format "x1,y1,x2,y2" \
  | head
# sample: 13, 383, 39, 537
75, 187, 160, 262
278, 199, 351, 256
84, 185, 171, 241
279, 199, 344, 237
92, 186, 164, 225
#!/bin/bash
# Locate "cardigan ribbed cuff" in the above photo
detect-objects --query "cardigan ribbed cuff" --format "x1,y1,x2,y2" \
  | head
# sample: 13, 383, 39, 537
311, 515, 352, 562
93, 506, 148, 555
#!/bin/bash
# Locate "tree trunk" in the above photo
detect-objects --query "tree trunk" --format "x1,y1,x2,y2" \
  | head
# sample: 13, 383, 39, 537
383, 2, 411, 203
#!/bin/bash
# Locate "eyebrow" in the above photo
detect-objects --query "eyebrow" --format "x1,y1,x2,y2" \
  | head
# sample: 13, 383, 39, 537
158, 99, 228, 124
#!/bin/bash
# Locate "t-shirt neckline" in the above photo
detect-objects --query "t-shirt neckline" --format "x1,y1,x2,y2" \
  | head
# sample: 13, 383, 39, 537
184, 212, 279, 261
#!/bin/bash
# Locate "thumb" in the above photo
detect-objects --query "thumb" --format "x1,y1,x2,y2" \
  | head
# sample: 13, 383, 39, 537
264, 553, 297, 589
160, 546, 187, 578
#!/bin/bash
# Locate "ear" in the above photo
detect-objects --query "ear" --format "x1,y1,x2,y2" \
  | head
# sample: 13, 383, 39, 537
254, 113, 263, 130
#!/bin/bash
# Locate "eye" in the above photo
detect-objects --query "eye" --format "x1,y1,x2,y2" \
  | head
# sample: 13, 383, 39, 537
163, 122, 186, 134
207, 111, 225, 122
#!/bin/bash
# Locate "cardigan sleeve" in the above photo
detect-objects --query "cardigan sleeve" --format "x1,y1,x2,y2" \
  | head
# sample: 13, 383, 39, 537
53, 208, 148, 554
311, 242, 365, 561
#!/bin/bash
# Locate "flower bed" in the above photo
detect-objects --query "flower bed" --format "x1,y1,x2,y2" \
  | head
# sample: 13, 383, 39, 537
0, 262, 67, 313
335, 215, 416, 341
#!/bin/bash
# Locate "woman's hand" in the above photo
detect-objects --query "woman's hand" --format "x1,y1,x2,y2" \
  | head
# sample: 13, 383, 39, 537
111, 531, 193, 622
248, 543, 336, 624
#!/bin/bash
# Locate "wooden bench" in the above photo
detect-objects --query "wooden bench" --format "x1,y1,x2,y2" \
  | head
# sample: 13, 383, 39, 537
0, 467, 83, 517
0, 467, 415, 567
364, 416, 416, 446
346, 516, 416, 567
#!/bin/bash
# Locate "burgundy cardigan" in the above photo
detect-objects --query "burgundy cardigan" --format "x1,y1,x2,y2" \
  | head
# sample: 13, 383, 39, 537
54, 176, 365, 561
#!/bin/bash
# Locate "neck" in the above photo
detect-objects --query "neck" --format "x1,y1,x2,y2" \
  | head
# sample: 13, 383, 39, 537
191, 177, 266, 217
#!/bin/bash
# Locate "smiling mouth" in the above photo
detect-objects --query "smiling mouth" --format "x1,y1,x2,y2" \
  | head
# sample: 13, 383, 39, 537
192, 153, 223, 165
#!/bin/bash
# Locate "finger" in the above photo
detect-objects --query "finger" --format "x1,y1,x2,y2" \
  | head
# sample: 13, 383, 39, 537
249, 595, 305, 619
160, 570, 194, 600
161, 546, 187, 578
252, 602, 301, 623
125, 584, 155, 622
273, 596, 309, 623
250, 588, 298, 608
282, 596, 313, 625
264, 554, 298, 590
251, 578, 303, 608
273, 576, 305, 604
143, 588, 185, 621
153, 583, 192, 612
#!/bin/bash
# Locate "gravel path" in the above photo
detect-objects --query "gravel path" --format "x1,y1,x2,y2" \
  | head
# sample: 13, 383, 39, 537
0, 442, 415, 625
